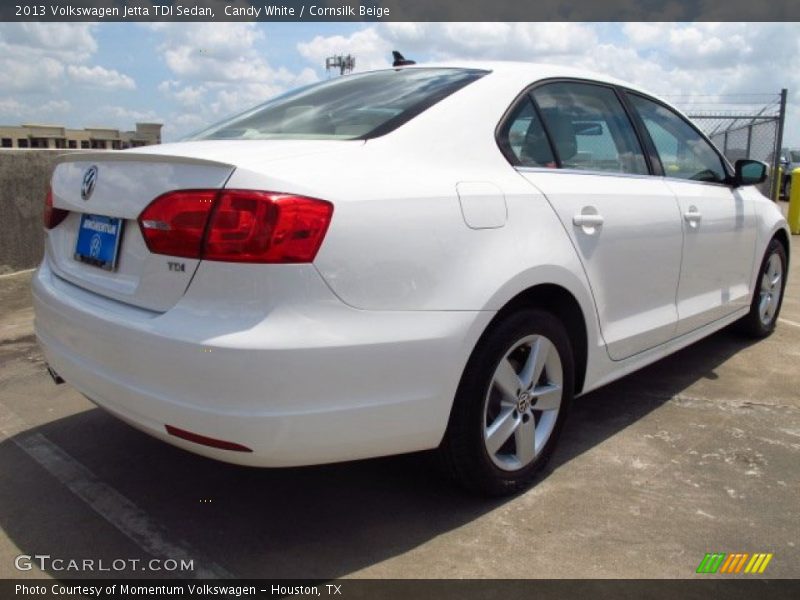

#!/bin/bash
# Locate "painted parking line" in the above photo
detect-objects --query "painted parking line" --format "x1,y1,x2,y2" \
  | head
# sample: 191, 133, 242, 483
0, 402, 233, 579
0, 268, 35, 280
779, 318, 800, 328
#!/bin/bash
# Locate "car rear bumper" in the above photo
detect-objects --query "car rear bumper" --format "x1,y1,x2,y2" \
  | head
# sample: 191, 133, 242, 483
33, 258, 493, 466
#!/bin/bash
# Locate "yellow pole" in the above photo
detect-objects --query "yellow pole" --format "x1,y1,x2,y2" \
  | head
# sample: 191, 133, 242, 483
776, 166, 784, 200
788, 167, 800, 234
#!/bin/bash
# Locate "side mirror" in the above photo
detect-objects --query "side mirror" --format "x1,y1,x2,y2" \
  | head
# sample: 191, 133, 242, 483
733, 159, 768, 186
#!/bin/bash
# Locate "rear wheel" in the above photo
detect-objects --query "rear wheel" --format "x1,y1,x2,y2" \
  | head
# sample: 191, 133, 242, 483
739, 239, 787, 337
439, 309, 574, 496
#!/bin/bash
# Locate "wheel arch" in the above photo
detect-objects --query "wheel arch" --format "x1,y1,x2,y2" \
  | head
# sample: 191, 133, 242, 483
485, 283, 589, 396
773, 227, 791, 267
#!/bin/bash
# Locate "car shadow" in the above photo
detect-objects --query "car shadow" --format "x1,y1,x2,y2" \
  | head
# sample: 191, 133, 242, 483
549, 325, 760, 473
0, 325, 759, 580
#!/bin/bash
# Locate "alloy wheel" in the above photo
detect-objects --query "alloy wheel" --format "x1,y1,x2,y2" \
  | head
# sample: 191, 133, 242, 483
483, 334, 563, 471
759, 252, 783, 326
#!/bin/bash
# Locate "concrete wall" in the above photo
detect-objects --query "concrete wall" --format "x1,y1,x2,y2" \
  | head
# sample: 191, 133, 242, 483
0, 150, 83, 274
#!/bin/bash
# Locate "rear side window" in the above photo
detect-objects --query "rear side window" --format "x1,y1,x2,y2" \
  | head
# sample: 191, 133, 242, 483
497, 97, 556, 167
188, 68, 488, 141
531, 82, 648, 175
628, 94, 727, 183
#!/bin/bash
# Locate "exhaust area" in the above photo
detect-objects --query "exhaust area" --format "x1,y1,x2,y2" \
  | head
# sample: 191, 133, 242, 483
46, 364, 64, 385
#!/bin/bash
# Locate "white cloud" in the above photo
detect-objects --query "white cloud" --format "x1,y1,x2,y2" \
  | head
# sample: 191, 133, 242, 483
148, 23, 320, 138
102, 106, 160, 122
0, 23, 97, 63
0, 98, 23, 118
297, 28, 392, 73
67, 65, 136, 91
158, 71, 317, 122
0, 98, 70, 123
158, 81, 206, 107
298, 23, 598, 68
161, 113, 208, 140
39, 100, 71, 114
148, 23, 277, 83
621, 23, 671, 46
0, 21, 135, 128
0, 54, 64, 94
0, 23, 99, 94
402, 23, 597, 59
295, 24, 598, 74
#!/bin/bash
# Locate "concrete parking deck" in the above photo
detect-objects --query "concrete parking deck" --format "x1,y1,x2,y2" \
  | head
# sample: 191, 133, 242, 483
0, 251, 798, 580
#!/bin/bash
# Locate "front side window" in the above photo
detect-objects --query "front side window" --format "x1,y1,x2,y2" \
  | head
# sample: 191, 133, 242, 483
188, 68, 487, 141
628, 94, 727, 183
531, 82, 648, 175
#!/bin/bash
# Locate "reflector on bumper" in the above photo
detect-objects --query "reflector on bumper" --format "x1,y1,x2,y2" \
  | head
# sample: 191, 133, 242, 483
165, 424, 253, 452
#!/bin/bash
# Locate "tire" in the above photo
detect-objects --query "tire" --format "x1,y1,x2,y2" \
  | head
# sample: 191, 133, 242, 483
784, 178, 791, 200
739, 238, 788, 338
438, 309, 575, 496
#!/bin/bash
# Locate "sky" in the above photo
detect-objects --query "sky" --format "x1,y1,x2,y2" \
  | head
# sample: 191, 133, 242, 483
0, 22, 799, 144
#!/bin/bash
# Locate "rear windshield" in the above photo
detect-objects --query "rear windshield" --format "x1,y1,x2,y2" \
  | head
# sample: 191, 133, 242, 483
188, 68, 488, 141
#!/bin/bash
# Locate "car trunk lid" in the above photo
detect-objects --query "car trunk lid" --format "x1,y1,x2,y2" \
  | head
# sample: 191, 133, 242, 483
48, 152, 234, 312
46, 141, 358, 312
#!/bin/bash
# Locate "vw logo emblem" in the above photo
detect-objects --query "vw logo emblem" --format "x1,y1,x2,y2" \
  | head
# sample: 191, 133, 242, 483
89, 234, 102, 258
517, 391, 532, 413
81, 165, 98, 201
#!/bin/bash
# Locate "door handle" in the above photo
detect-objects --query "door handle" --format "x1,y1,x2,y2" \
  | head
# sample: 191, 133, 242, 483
683, 207, 702, 224
572, 214, 604, 227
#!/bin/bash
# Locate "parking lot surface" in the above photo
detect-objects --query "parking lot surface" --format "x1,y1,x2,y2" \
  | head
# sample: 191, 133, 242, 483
0, 247, 798, 580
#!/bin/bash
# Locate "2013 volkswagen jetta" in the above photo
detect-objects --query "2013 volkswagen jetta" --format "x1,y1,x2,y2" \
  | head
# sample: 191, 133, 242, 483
33, 63, 790, 495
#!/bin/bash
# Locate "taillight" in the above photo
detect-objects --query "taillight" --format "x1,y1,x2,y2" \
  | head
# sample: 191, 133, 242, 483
138, 189, 333, 263
204, 191, 333, 263
43, 187, 69, 229
139, 190, 217, 258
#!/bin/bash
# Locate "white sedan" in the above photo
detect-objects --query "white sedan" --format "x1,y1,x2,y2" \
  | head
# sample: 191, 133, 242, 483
33, 62, 790, 495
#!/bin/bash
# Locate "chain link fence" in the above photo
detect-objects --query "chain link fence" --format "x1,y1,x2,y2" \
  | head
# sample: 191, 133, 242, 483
666, 91, 787, 199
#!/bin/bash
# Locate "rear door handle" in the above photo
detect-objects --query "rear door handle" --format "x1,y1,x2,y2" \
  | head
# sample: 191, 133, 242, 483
572, 214, 604, 227
683, 207, 702, 225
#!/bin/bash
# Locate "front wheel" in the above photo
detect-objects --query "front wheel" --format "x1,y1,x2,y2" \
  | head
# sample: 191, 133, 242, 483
739, 239, 787, 337
438, 309, 574, 496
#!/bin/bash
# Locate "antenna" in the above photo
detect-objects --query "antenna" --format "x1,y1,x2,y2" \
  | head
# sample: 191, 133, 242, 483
392, 51, 416, 67
325, 54, 356, 77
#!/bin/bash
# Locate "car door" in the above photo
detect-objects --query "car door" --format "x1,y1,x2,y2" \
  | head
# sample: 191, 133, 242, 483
507, 81, 684, 360
626, 93, 758, 336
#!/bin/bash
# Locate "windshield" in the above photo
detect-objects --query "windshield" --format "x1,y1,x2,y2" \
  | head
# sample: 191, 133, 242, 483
791, 151, 800, 162
187, 68, 488, 141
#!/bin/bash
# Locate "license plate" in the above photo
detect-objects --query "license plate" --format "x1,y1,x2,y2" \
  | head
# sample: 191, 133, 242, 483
74, 213, 124, 271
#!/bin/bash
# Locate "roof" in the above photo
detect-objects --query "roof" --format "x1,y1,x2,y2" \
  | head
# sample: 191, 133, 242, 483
419, 60, 652, 93
380, 59, 677, 117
